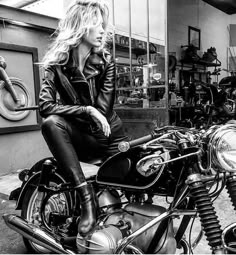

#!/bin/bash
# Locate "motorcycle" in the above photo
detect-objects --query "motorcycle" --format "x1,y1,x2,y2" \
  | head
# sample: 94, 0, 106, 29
178, 80, 235, 129
3, 123, 236, 254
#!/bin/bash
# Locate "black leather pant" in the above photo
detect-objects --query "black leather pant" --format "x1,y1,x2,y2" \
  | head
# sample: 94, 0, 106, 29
41, 115, 127, 185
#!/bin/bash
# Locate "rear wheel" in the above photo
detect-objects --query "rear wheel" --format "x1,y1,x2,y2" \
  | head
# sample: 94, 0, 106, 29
21, 172, 73, 253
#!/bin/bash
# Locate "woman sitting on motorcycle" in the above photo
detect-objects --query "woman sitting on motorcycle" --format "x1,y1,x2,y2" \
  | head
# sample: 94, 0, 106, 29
38, 0, 127, 237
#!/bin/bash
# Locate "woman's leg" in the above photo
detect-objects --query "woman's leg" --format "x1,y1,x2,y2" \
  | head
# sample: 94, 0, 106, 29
41, 115, 86, 186
41, 115, 99, 236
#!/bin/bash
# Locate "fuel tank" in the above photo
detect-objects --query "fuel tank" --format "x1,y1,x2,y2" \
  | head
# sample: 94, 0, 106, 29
96, 145, 183, 194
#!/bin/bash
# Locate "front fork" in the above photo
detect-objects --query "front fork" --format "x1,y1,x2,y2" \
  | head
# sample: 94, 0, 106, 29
187, 173, 225, 254
221, 172, 236, 253
226, 173, 236, 211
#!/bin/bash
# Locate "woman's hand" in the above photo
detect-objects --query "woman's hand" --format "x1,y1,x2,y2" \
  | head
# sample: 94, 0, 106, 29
86, 106, 111, 137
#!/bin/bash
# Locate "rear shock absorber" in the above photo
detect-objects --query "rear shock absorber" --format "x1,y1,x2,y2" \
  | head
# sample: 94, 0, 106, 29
187, 173, 224, 253
226, 173, 236, 211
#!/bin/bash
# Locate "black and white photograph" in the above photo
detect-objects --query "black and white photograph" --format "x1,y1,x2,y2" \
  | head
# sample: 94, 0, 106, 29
0, 0, 236, 254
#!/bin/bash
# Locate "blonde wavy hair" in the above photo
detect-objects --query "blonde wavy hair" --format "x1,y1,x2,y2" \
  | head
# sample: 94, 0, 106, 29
41, 0, 110, 67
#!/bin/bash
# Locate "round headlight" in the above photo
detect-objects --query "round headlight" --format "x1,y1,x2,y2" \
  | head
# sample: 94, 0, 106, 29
210, 124, 236, 172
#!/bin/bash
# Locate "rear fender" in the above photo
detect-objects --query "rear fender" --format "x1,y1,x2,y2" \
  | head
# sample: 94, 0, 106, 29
15, 172, 41, 209
14, 157, 59, 210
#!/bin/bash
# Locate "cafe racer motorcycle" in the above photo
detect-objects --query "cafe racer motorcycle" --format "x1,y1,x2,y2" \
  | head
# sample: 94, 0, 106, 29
3, 123, 236, 254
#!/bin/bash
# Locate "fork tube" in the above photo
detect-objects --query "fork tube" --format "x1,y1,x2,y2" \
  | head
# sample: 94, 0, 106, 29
174, 198, 195, 246
172, 184, 189, 208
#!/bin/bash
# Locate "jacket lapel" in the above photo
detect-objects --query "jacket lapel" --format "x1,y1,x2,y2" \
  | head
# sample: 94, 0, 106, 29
59, 50, 106, 104
64, 50, 105, 81
83, 51, 104, 79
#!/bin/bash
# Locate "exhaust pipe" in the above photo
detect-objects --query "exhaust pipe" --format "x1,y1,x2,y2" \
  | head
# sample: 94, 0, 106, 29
3, 214, 75, 254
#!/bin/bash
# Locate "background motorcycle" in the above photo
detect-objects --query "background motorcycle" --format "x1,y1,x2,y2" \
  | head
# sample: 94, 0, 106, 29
3, 123, 236, 254
178, 79, 235, 129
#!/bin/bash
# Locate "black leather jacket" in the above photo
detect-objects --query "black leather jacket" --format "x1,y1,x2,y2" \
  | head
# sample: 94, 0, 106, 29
39, 50, 117, 124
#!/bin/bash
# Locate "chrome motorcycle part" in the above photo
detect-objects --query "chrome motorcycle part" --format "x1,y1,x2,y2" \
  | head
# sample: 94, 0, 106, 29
118, 133, 154, 152
115, 210, 172, 254
222, 222, 236, 253
208, 124, 236, 172
125, 244, 143, 254
76, 225, 123, 254
226, 173, 236, 211
98, 189, 121, 209
2, 214, 75, 254
136, 150, 168, 177
118, 141, 130, 152
110, 203, 176, 254
176, 238, 191, 254
21, 174, 73, 253
187, 173, 224, 253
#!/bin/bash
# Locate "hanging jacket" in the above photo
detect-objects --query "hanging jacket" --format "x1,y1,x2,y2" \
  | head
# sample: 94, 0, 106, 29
39, 49, 119, 127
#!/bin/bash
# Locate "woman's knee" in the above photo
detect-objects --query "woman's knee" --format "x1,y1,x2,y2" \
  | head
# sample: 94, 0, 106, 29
41, 115, 64, 134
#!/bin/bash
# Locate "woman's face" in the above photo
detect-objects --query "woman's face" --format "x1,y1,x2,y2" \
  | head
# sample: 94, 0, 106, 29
83, 12, 105, 48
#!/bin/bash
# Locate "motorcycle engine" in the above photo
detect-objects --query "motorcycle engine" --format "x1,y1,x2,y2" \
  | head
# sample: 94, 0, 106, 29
76, 190, 176, 254
76, 224, 124, 254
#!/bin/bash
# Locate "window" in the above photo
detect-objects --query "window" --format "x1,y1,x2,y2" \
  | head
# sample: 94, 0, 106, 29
107, 0, 167, 109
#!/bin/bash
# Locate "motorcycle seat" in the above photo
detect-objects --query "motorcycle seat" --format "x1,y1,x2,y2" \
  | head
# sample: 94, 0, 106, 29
80, 160, 101, 178
85, 157, 104, 166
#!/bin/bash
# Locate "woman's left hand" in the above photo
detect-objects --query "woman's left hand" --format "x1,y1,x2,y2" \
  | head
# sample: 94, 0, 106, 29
86, 106, 111, 137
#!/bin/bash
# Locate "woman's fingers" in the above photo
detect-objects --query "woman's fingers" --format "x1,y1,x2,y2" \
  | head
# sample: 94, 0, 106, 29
88, 107, 111, 136
91, 115, 110, 137
101, 119, 110, 137
103, 122, 111, 137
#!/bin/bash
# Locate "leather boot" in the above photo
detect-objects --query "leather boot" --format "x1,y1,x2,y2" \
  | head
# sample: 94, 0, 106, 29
76, 183, 97, 236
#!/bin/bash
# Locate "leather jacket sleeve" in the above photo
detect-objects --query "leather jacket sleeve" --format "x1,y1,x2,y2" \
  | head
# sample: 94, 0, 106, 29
95, 60, 116, 117
39, 66, 87, 118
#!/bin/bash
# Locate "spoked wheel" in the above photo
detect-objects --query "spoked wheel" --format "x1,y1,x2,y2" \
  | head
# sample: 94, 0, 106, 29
21, 174, 73, 254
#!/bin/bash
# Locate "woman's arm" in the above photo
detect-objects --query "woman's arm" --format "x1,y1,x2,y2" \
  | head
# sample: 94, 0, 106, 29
39, 67, 87, 118
39, 67, 111, 136
95, 60, 116, 117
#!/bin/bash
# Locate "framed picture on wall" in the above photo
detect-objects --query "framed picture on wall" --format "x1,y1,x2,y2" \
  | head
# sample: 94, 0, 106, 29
188, 26, 201, 50
0, 43, 41, 134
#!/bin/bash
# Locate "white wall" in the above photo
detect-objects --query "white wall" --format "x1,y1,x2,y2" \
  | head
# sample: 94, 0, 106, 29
0, 6, 54, 175
168, 0, 231, 81
22, 0, 65, 18
229, 14, 236, 71
0, 131, 50, 175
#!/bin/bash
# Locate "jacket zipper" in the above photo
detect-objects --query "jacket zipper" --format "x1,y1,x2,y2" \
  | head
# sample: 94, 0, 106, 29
86, 67, 99, 105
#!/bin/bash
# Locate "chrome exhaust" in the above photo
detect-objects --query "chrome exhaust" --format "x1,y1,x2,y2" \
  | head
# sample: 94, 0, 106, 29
2, 214, 75, 254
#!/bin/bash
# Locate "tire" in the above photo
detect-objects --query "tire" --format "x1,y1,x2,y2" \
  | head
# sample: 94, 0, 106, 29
21, 171, 73, 253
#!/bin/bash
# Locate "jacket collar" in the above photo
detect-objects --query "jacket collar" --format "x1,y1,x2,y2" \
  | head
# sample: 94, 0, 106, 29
64, 49, 105, 80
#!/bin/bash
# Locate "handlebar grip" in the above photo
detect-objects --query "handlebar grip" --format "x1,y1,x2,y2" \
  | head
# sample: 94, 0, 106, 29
118, 134, 154, 152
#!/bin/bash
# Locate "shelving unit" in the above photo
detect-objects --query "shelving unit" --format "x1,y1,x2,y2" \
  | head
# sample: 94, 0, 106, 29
179, 58, 221, 93
169, 58, 222, 126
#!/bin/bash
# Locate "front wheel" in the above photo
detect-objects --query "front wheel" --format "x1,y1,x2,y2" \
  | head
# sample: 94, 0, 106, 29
21, 172, 73, 253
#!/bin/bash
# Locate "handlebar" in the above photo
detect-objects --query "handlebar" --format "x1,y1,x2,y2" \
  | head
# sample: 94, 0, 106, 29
117, 126, 198, 153
118, 133, 155, 152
